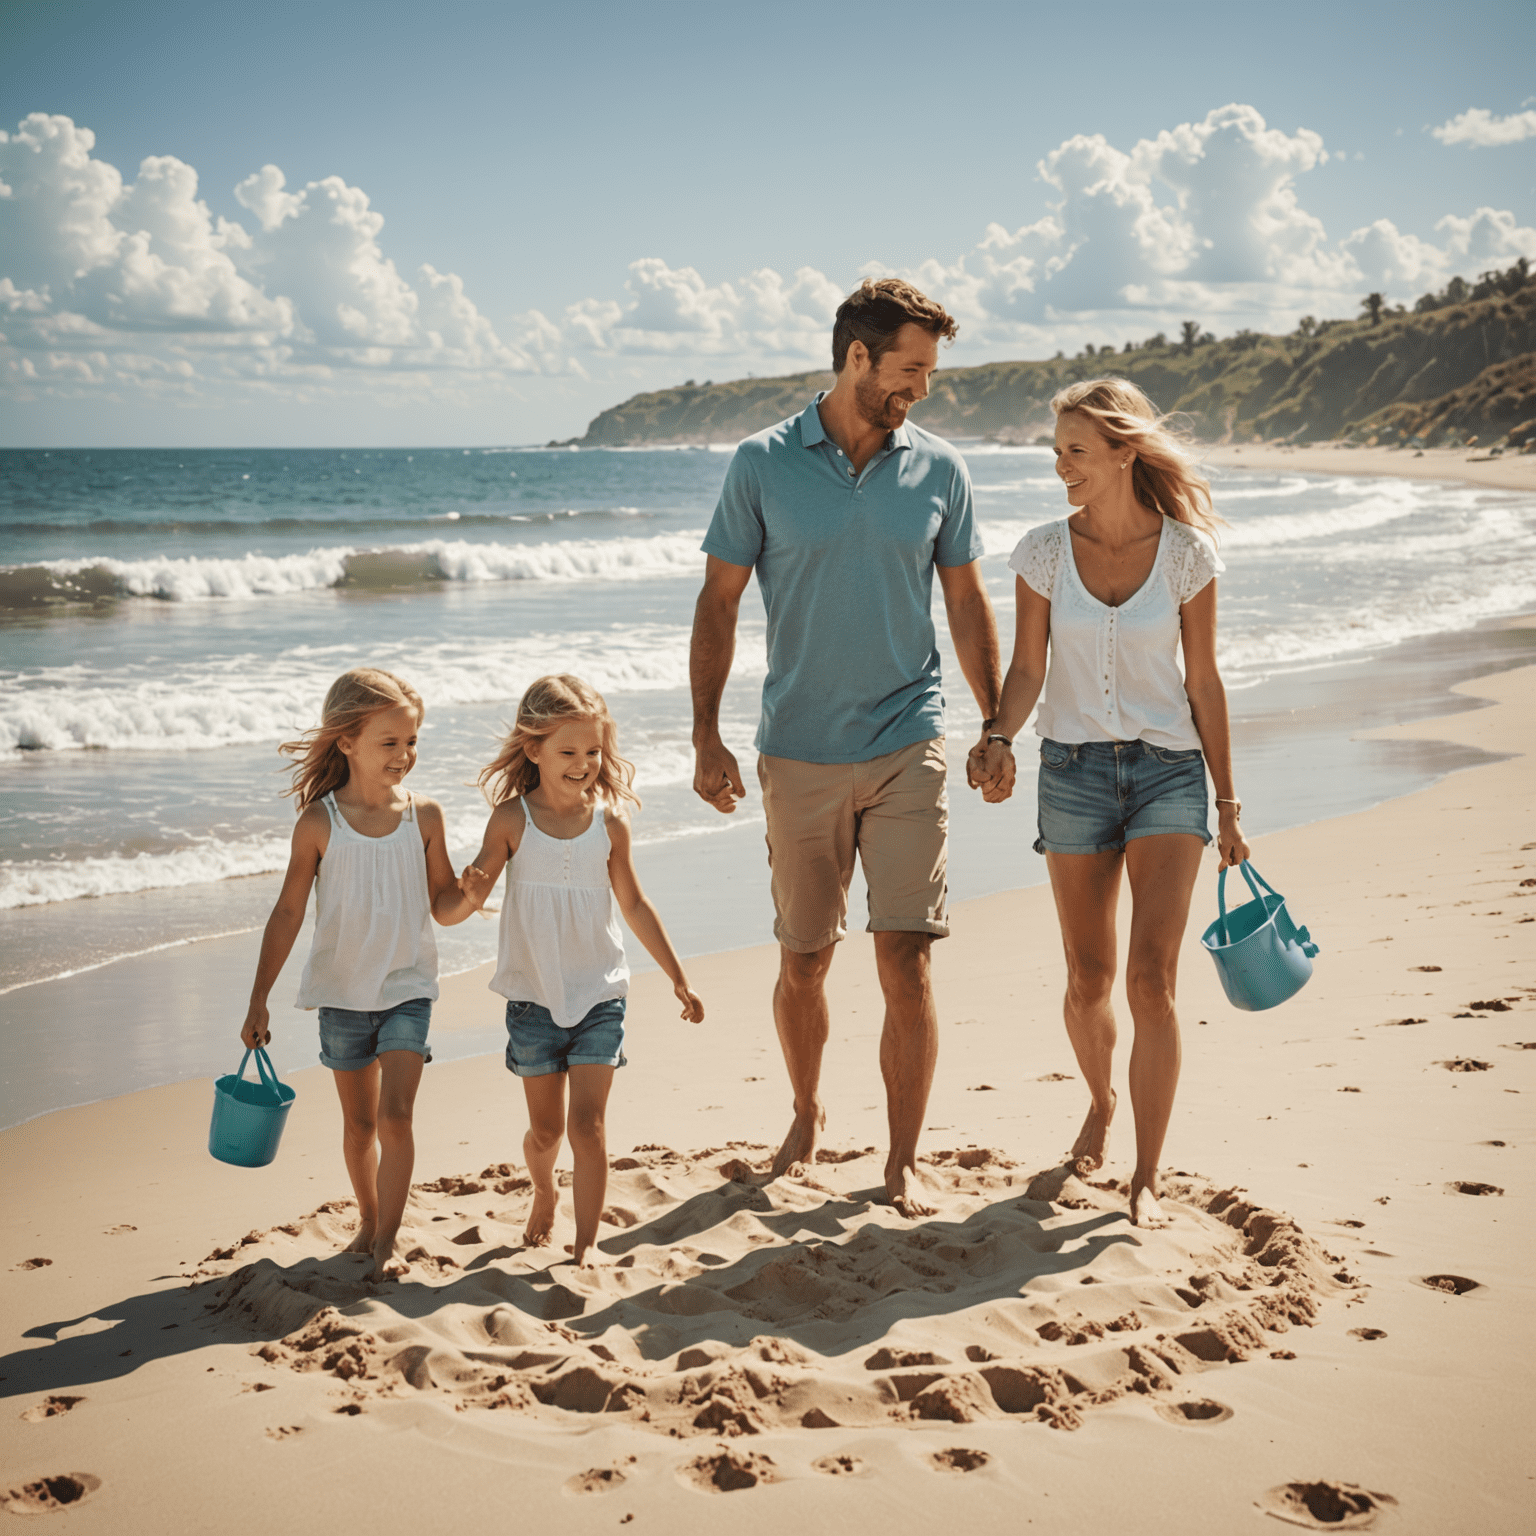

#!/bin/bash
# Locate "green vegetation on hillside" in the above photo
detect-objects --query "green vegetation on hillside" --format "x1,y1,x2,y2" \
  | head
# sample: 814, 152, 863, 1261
562, 260, 1535, 452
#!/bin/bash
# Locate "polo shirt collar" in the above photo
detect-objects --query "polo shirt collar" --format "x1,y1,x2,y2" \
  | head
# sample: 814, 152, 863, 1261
800, 392, 913, 453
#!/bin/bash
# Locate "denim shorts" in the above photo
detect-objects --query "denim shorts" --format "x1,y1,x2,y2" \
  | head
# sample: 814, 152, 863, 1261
318, 997, 433, 1071
1035, 738, 1211, 855
504, 996, 627, 1078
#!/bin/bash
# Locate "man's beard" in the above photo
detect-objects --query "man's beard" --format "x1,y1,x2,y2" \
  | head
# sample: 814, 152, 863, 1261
853, 371, 913, 432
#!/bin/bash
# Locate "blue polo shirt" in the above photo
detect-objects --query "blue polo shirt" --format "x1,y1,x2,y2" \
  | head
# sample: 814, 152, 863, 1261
701, 394, 984, 765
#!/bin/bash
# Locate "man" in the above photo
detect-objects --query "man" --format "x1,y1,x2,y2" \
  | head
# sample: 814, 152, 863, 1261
689, 277, 1003, 1217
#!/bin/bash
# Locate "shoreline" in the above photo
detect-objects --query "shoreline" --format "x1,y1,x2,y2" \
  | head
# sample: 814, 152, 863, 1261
1, 660, 1531, 1532
1199, 440, 1536, 493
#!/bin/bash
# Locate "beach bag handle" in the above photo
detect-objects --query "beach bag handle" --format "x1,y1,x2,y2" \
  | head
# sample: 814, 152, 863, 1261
233, 1046, 286, 1104
1215, 860, 1280, 946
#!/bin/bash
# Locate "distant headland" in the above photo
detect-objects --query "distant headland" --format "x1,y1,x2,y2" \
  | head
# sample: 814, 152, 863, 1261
553, 261, 1534, 454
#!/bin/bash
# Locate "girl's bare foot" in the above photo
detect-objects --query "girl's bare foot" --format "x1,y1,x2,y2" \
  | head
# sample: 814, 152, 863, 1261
1069, 1089, 1116, 1174
366, 1239, 408, 1282
342, 1225, 376, 1256
523, 1185, 557, 1247
1129, 1175, 1169, 1229
565, 1240, 603, 1269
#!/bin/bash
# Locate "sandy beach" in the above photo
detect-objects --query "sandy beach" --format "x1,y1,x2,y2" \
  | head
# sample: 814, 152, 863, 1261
2, 641, 1532, 1531
1202, 442, 1536, 494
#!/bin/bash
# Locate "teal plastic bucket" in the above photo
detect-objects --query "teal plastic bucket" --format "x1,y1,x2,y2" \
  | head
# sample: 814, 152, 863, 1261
1200, 861, 1319, 1012
209, 1047, 296, 1167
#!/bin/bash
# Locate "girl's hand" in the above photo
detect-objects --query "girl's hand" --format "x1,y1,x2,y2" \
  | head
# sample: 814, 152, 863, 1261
241, 1004, 270, 1049
458, 862, 494, 909
1216, 806, 1251, 871
674, 981, 705, 1022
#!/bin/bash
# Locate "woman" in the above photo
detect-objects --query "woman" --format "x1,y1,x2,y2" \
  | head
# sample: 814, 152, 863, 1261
975, 378, 1249, 1228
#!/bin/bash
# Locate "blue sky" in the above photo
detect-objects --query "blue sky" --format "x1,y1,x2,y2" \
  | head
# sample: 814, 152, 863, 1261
2, 0, 1532, 445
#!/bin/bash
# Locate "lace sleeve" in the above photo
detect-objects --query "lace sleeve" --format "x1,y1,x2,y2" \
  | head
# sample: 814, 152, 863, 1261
1170, 523, 1226, 603
1007, 521, 1064, 598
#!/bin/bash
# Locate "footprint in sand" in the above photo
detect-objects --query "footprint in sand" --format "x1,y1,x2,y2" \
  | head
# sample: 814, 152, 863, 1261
104, 1225, 136, 1236
1347, 1327, 1388, 1341
1503, 1042, 1536, 1051
1437, 1058, 1493, 1072
19, 1397, 84, 1423
0, 1475, 101, 1515
1258, 1480, 1396, 1531
1154, 1398, 1233, 1425
16, 1258, 52, 1271
1418, 1274, 1482, 1295
929, 1447, 990, 1473
265, 1425, 303, 1441
564, 1463, 634, 1495
813, 1453, 868, 1476
1446, 1181, 1503, 1196
679, 1451, 777, 1493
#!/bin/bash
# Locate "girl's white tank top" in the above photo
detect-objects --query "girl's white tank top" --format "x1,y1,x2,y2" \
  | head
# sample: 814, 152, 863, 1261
295, 792, 440, 1012
490, 803, 628, 1028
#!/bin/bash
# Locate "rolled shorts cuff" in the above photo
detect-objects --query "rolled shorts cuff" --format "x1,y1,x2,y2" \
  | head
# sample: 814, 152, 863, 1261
867, 916, 950, 939
773, 920, 846, 954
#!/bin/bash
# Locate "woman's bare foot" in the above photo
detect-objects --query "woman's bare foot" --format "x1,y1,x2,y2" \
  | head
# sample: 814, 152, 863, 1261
1129, 1174, 1169, 1229
342, 1225, 376, 1256
1069, 1089, 1116, 1174
522, 1185, 557, 1247
565, 1239, 603, 1269
770, 1102, 825, 1180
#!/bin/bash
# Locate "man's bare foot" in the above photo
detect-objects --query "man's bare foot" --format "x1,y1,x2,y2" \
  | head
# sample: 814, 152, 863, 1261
1069, 1090, 1117, 1174
769, 1103, 825, 1180
885, 1161, 937, 1219
342, 1224, 376, 1256
1129, 1176, 1169, 1229
522, 1185, 557, 1247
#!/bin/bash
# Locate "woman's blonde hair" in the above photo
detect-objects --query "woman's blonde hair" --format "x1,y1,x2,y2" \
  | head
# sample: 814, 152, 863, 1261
280, 668, 424, 810
478, 674, 639, 809
1052, 378, 1223, 539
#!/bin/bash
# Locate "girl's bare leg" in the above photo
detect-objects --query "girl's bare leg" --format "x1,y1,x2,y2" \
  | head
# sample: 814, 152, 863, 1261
520, 1073, 566, 1247
1122, 834, 1204, 1227
1044, 849, 1124, 1173
332, 1061, 381, 1254
369, 1050, 424, 1277
565, 1065, 616, 1266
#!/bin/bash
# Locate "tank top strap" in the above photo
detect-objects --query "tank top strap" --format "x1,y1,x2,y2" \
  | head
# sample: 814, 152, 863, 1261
403, 792, 417, 825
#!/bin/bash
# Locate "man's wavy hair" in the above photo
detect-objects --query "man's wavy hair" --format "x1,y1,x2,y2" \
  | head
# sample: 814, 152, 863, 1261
831, 278, 958, 373
1052, 378, 1224, 540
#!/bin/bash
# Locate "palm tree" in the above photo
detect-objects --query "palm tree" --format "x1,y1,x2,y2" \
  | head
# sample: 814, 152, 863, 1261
1360, 293, 1385, 325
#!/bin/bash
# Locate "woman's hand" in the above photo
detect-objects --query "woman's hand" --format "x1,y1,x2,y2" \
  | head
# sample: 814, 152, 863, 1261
978, 741, 1016, 804
241, 1003, 270, 1049
674, 980, 705, 1022
1216, 805, 1251, 870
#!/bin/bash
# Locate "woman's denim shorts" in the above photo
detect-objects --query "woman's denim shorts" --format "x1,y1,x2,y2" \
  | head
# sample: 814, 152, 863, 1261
318, 996, 433, 1071
504, 997, 627, 1078
1035, 738, 1211, 855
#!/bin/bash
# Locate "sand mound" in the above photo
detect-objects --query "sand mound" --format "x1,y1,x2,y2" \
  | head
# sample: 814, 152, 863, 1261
197, 1147, 1341, 1437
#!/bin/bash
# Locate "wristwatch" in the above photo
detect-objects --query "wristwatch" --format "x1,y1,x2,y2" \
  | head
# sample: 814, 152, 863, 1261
986, 733, 1013, 748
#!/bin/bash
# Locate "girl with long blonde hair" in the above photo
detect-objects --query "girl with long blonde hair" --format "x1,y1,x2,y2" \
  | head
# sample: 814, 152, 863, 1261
972, 378, 1249, 1227
240, 667, 457, 1280
435, 674, 704, 1267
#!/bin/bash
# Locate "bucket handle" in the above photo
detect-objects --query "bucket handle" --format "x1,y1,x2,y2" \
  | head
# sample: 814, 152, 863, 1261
1215, 860, 1282, 945
232, 1046, 286, 1103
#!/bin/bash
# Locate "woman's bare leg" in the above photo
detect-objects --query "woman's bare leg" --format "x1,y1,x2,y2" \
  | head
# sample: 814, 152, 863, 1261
520, 1073, 566, 1247
1122, 834, 1205, 1227
565, 1065, 616, 1266
369, 1050, 424, 1277
1044, 849, 1124, 1173
332, 1062, 381, 1254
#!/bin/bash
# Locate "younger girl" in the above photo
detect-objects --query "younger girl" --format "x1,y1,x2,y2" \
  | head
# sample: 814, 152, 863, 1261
240, 667, 456, 1280
435, 674, 704, 1268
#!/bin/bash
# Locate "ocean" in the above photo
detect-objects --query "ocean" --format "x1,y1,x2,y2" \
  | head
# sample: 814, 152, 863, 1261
3, 442, 1535, 1125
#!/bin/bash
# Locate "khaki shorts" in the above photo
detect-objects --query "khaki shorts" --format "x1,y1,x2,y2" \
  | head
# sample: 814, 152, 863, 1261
758, 738, 949, 953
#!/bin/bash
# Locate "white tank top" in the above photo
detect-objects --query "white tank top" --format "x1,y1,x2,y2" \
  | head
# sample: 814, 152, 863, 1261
489, 803, 628, 1028
1008, 517, 1223, 749
295, 792, 440, 1011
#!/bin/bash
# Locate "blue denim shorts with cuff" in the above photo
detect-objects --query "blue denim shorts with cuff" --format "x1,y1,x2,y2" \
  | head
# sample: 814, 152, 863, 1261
504, 996, 627, 1078
318, 996, 433, 1071
1035, 738, 1211, 855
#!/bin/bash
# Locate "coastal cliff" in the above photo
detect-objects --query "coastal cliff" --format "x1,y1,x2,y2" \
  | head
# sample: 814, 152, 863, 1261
560, 269, 1535, 451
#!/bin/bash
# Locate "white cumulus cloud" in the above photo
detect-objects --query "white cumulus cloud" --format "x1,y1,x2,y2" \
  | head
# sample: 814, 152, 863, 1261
1432, 108, 1536, 147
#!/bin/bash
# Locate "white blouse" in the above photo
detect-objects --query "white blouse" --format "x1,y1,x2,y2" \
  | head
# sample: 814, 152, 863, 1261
1008, 517, 1224, 750
489, 804, 629, 1028
296, 792, 440, 1011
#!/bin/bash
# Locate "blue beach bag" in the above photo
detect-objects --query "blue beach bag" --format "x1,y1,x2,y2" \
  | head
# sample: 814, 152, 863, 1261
209, 1047, 296, 1167
1200, 860, 1319, 1012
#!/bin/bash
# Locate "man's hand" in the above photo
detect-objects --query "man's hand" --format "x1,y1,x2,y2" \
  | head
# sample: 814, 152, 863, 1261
693, 734, 746, 814
977, 741, 1016, 803
965, 732, 993, 791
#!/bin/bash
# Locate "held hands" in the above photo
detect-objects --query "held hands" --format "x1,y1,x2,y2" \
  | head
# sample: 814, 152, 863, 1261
1216, 805, 1251, 871
240, 1003, 270, 1049
692, 734, 746, 815
674, 979, 705, 1023
966, 733, 1017, 804
458, 862, 495, 911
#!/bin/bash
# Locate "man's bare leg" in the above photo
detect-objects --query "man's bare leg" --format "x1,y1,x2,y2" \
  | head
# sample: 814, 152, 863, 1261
875, 931, 938, 1217
1122, 835, 1203, 1228
1044, 850, 1124, 1175
770, 944, 834, 1177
